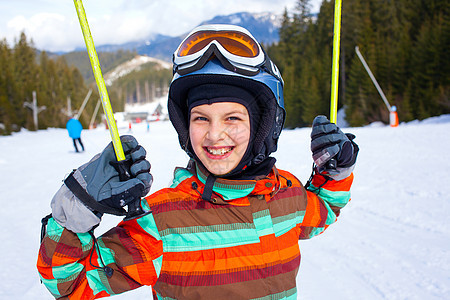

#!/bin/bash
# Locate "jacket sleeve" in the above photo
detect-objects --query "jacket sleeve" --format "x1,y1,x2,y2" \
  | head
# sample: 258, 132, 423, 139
299, 172, 354, 239
37, 211, 163, 299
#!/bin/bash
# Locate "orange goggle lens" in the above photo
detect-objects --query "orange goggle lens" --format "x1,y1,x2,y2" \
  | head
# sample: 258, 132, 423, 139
177, 30, 260, 58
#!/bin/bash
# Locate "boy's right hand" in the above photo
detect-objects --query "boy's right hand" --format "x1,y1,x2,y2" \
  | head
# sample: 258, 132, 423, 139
51, 135, 152, 233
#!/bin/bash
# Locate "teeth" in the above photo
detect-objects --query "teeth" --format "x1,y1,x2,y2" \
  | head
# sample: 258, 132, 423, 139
207, 147, 232, 155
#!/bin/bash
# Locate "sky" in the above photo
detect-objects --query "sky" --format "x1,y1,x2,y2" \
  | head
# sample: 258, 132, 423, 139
0, 0, 322, 53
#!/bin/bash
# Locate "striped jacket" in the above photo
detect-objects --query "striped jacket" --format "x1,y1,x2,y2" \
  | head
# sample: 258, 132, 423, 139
37, 162, 353, 299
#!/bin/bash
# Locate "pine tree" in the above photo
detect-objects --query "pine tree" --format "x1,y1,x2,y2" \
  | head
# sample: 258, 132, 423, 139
13, 32, 39, 130
0, 39, 16, 134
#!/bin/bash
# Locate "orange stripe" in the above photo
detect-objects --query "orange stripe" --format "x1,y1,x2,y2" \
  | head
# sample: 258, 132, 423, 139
162, 243, 301, 274
122, 220, 164, 261
144, 179, 199, 206
278, 242, 301, 262
163, 251, 266, 273
67, 279, 99, 299
162, 230, 301, 273
303, 191, 322, 227
52, 254, 86, 267
36, 256, 54, 279
276, 227, 301, 249
259, 234, 278, 253
123, 264, 141, 283
312, 173, 353, 192
164, 242, 262, 262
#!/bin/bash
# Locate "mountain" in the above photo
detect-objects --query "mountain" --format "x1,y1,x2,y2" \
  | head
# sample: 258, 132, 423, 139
107, 11, 282, 62
58, 11, 282, 81
199, 12, 281, 45
77, 33, 173, 54
104, 55, 171, 86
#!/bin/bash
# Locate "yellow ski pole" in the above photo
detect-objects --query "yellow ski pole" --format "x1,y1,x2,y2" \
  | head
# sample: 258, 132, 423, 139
74, 0, 146, 220
330, 0, 343, 124
325, 0, 343, 170
73, 0, 125, 161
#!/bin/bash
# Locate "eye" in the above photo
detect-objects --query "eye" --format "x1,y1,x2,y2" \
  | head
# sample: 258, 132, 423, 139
194, 116, 208, 122
227, 116, 241, 121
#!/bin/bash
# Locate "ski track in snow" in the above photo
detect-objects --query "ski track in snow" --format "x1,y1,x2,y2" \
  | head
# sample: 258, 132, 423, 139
0, 117, 449, 299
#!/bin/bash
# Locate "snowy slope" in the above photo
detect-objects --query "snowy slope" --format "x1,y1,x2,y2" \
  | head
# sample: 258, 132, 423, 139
104, 55, 171, 86
0, 115, 449, 299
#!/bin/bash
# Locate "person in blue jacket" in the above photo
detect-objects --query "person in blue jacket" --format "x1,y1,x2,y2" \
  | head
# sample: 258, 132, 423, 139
66, 118, 85, 152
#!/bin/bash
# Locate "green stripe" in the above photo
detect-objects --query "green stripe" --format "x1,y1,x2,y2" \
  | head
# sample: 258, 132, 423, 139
162, 227, 259, 252
137, 212, 161, 241
253, 210, 275, 237
86, 238, 118, 296
39, 276, 61, 298
272, 211, 305, 237
170, 168, 193, 188
52, 262, 84, 281
308, 226, 326, 238
86, 269, 115, 296
211, 181, 255, 200
309, 183, 350, 207
322, 200, 338, 226
253, 209, 270, 219
251, 287, 297, 300
47, 218, 93, 248
46, 218, 64, 242
153, 255, 163, 277
77, 231, 94, 249
96, 237, 117, 266
40, 262, 86, 298
160, 223, 255, 236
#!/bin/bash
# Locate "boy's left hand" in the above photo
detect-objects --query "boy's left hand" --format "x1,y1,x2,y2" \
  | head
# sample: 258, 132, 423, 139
310, 115, 358, 179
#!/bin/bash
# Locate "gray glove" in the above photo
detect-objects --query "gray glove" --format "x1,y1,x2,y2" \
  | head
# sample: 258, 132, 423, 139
51, 135, 152, 233
310, 115, 358, 180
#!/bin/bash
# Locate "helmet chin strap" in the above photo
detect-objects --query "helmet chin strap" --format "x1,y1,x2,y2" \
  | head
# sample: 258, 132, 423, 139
201, 174, 216, 202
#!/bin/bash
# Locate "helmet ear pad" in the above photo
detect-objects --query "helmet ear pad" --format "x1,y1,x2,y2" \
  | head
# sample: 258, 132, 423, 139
168, 73, 284, 167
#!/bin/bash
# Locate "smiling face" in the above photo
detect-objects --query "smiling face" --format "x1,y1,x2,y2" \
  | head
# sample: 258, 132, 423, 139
189, 102, 251, 176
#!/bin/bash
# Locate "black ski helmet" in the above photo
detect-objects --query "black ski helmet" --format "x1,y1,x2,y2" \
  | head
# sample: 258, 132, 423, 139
168, 24, 285, 175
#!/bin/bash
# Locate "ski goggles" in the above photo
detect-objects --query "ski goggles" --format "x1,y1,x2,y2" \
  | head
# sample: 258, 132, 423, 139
173, 24, 282, 82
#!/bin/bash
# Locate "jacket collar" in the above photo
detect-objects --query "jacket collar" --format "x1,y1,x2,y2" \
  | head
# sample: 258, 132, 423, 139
188, 161, 280, 204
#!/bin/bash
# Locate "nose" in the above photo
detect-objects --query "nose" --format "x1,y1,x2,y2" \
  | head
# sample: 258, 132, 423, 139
206, 121, 226, 142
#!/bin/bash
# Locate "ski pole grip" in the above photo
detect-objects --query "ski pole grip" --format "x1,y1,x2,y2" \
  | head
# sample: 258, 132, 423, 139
112, 159, 132, 181
111, 159, 147, 220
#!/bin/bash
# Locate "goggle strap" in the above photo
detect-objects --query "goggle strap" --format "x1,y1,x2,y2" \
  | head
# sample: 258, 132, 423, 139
260, 55, 284, 85
176, 45, 218, 75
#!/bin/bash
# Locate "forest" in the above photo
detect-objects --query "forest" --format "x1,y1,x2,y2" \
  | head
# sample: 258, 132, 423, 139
267, 0, 449, 127
0, 33, 172, 135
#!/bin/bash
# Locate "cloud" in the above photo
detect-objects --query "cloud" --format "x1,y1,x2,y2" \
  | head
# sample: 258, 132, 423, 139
7, 13, 82, 52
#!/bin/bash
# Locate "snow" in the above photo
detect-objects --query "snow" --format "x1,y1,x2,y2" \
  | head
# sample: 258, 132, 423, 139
124, 96, 169, 117
104, 55, 171, 86
0, 113, 449, 299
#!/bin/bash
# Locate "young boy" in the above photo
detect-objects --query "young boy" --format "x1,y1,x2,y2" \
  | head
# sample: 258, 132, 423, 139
38, 24, 358, 299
